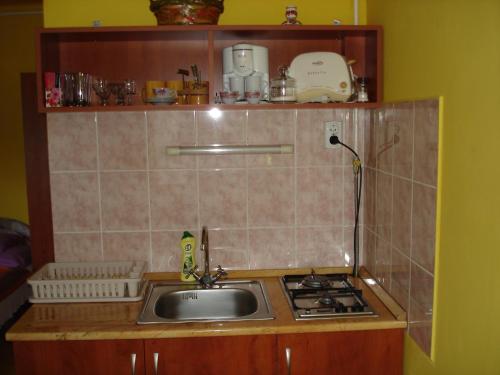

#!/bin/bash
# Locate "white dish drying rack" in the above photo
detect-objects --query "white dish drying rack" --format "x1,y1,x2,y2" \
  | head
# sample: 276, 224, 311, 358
28, 261, 147, 303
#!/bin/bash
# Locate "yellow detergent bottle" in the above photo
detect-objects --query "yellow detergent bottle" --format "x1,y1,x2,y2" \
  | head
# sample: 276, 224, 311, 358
180, 231, 196, 281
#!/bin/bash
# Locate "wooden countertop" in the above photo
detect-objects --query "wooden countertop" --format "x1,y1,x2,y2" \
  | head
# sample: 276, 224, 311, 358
6, 269, 407, 342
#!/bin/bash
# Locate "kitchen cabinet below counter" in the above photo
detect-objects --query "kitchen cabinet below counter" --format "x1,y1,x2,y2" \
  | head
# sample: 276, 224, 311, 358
13, 331, 403, 375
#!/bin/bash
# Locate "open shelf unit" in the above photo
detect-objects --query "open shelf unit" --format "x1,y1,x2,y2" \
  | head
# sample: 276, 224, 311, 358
36, 25, 383, 112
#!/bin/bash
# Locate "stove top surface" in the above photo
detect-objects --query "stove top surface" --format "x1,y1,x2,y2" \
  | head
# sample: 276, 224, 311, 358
280, 272, 377, 320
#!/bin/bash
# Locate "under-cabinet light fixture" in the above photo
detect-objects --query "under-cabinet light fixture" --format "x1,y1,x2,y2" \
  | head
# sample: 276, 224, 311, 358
166, 144, 294, 156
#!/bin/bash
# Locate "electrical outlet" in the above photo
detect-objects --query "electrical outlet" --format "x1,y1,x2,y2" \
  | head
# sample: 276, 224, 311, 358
324, 121, 342, 148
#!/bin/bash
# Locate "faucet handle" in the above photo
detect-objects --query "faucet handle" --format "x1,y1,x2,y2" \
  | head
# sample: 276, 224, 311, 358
185, 265, 202, 281
216, 265, 227, 275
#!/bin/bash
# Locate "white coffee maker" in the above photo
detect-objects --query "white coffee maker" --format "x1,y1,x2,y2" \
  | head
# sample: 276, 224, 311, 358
223, 43, 269, 101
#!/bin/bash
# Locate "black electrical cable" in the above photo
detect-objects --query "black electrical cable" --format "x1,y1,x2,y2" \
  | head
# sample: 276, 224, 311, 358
330, 136, 362, 277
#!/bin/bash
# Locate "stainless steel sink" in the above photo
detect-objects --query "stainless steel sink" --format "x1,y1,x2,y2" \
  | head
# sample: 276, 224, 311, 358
137, 280, 274, 324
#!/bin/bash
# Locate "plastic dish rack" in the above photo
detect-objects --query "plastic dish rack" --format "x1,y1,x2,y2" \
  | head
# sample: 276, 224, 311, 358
28, 261, 147, 303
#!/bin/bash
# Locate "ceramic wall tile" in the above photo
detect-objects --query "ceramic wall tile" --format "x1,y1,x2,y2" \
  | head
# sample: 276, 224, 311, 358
343, 226, 355, 266
50, 172, 100, 232
362, 99, 439, 358
248, 228, 295, 269
47, 112, 97, 171
375, 236, 391, 288
362, 228, 376, 273
53, 233, 102, 262
151, 230, 198, 272
375, 104, 395, 173
363, 168, 377, 231
147, 110, 196, 170
100, 172, 149, 231
392, 177, 412, 255
364, 112, 377, 169
343, 166, 356, 226
412, 183, 437, 273
198, 169, 247, 228
409, 262, 434, 324
392, 102, 414, 179
207, 229, 248, 270
413, 99, 439, 187
409, 263, 434, 356
102, 232, 150, 264
296, 109, 343, 167
97, 112, 147, 170
296, 167, 343, 226
296, 226, 344, 268
197, 110, 247, 169
246, 110, 295, 168
248, 168, 294, 226
49, 106, 416, 274
390, 249, 410, 311
149, 170, 198, 230
375, 171, 393, 242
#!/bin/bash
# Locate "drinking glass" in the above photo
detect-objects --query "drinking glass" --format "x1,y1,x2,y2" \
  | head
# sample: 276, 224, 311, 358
109, 82, 126, 105
74, 72, 92, 106
92, 78, 111, 106
124, 79, 136, 105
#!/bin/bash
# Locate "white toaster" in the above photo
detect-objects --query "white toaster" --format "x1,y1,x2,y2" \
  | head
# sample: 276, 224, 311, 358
288, 52, 354, 103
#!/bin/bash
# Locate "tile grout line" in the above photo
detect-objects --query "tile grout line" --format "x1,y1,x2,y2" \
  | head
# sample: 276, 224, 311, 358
144, 111, 153, 271
245, 110, 251, 269
293, 109, 298, 268
94, 112, 105, 261
407, 101, 417, 329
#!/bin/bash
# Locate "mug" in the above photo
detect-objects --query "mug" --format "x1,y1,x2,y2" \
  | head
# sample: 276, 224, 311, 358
245, 75, 261, 93
144, 80, 165, 100
229, 76, 244, 99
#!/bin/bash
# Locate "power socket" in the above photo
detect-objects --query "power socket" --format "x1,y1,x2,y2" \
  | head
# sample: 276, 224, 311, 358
324, 121, 342, 148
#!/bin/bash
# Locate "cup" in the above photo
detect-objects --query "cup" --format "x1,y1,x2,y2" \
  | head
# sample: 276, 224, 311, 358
61, 73, 75, 106
245, 91, 261, 104
229, 76, 244, 100
245, 75, 261, 93
74, 72, 92, 106
144, 80, 165, 101
166, 80, 184, 92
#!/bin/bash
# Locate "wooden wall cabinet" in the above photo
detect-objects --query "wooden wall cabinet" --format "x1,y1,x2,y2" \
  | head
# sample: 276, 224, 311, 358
36, 25, 382, 112
13, 329, 403, 375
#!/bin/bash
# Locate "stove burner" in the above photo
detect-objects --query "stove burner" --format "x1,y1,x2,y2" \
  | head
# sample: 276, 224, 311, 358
318, 294, 333, 306
280, 272, 377, 320
301, 269, 330, 288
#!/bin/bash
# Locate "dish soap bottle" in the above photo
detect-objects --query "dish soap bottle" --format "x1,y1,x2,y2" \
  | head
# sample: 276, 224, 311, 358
180, 231, 196, 281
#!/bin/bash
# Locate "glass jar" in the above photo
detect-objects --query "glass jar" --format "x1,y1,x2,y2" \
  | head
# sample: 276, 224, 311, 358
270, 66, 297, 103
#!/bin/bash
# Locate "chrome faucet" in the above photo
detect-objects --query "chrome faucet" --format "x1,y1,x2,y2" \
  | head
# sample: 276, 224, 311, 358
185, 226, 227, 288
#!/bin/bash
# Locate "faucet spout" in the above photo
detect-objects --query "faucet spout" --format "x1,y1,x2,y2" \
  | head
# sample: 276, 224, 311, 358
201, 226, 210, 277
185, 226, 227, 288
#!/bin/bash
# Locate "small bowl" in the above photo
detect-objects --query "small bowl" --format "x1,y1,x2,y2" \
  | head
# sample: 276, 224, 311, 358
152, 87, 176, 98
245, 91, 261, 104
220, 91, 239, 104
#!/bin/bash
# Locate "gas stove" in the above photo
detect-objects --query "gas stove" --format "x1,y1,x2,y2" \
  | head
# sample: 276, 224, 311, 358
280, 271, 377, 320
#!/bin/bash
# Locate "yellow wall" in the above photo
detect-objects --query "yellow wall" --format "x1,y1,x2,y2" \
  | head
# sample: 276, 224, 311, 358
43, 0, 366, 27
367, 1, 500, 374
0, 5, 43, 222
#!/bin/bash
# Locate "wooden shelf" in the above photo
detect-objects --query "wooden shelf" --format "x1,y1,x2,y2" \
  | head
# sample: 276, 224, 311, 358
36, 25, 383, 112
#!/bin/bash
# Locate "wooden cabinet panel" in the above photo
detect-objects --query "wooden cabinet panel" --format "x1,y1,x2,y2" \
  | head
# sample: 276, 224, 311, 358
13, 339, 145, 375
277, 329, 403, 375
145, 335, 277, 375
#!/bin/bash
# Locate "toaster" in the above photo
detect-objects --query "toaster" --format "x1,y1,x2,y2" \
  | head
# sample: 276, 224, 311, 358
288, 52, 355, 103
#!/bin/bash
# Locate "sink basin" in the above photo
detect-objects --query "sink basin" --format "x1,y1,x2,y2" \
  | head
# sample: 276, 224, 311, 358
137, 280, 274, 324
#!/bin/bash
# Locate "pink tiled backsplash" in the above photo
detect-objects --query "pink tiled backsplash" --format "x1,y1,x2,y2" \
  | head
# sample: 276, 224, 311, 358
362, 98, 439, 357
47, 109, 362, 272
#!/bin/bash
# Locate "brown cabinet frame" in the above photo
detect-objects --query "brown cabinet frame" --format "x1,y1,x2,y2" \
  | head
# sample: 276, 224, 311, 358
36, 25, 383, 112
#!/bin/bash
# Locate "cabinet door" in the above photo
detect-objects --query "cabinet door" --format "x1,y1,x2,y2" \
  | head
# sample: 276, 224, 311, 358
13, 339, 145, 375
145, 335, 277, 375
277, 329, 403, 375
